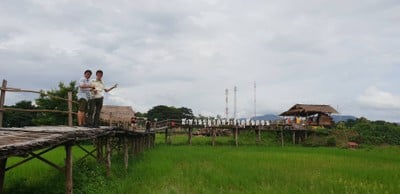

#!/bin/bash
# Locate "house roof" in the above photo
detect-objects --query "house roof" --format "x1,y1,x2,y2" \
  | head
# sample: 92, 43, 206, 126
280, 104, 338, 116
100, 105, 135, 122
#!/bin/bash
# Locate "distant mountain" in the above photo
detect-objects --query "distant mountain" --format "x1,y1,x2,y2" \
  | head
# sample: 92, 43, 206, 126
247, 114, 357, 123
331, 115, 358, 123
250, 114, 281, 121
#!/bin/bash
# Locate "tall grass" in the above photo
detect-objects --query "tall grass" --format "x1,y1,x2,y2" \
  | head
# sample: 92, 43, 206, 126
4, 135, 400, 194
98, 144, 400, 194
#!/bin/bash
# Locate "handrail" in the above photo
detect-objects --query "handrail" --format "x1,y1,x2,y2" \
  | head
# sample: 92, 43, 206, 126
1, 87, 79, 105
0, 79, 76, 127
0, 107, 77, 115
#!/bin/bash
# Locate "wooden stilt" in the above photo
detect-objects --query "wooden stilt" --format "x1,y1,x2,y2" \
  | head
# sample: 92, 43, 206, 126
188, 127, 192, 145
165, 127, 168, 144
124, 137, 128, 171
212, 128, 216, 146
148, 134, 151, 149
65, 144, 73, 194
96, 138, 102, 163
106, 138, 111, 177
292, 131, 296, 144
0, 80, 7, 128
152, 133, 156, 148
0, 158, 7, 194
235, 126, 238, 147
67, 92, 73, 127
130, 138, 135, 155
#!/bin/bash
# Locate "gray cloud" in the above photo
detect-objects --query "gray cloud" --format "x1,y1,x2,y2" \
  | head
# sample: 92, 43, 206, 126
1, 0, 400, 121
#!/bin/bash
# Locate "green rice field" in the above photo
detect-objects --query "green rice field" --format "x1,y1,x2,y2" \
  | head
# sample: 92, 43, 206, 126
4, 135, 400, 194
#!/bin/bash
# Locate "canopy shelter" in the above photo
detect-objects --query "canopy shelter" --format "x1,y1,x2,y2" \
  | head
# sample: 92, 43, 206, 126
280, 104, 338, 117
280, 104, 338, 127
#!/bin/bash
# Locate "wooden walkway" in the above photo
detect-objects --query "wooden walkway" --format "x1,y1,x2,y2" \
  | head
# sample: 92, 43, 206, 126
0, 126, 155, 194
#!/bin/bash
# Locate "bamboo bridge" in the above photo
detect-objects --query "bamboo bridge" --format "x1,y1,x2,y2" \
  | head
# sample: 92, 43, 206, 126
0, 79, 329, 194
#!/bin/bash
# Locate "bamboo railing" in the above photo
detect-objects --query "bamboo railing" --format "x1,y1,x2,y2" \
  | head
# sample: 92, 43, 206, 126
0, 79, 76, 127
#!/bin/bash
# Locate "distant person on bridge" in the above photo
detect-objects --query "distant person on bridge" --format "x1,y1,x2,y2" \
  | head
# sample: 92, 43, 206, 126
145, 120, 151, 132
77, 70, 93, 127
87, 70, 118, 128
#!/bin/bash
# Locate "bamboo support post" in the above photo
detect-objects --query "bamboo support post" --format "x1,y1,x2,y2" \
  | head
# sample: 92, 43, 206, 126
147, 134, 151, 149
212, 128, 216, 146
124, 137, 128, 171
0, 158, 7, 194
96, 138, 103, 163
235, 126, 238, 147
292, 131, 296, 144
67, 92, 73, 127
0, 79, 7, 128
143, 136, 145, 151
65, 144, 73, 194
188, 127, 192, 145
106, 138, 111, 177
130, 138, 135, 155
152, 133, 156, 148
165, 127, 168, 144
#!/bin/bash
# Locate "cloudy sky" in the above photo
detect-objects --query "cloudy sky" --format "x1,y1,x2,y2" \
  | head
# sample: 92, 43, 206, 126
1, 0, 399, 121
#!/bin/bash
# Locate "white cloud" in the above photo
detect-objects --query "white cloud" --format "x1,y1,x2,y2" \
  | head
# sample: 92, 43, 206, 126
358, 86, 400, 110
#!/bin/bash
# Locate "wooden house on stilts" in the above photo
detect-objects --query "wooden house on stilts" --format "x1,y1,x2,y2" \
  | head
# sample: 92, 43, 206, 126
280, 104, 338, 128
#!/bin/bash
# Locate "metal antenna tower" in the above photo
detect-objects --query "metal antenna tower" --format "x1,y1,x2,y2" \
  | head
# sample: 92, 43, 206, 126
225, 88, 229, 120
234, 86, 237, 120
254, 81, 257, 118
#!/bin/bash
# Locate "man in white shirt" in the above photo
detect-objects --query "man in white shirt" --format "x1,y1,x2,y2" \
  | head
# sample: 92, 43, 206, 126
77, 70, 93, 126
87, 70, 117, 128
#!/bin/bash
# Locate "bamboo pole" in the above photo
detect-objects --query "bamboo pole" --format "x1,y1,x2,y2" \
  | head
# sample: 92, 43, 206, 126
281, 127, 284, 147
147, 134, 151, 149
188, 127, 192, 145
0, 158, 7, 194
0, 79, 7, 128
235, 126, 238, 147
292, 131, 296, 144
65, 144, 73, 194
0, 107, 77, 114
106, 138, 111, 177
212, 128, 216, 146
257, 126, 261, 144
165, 127, 168, 144
124, 137, 128, 171
68, 92, 73, 127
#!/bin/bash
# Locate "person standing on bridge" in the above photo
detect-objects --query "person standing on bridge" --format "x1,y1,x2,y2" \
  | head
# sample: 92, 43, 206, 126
87, 70, 118, 128
77, 70, 93, 126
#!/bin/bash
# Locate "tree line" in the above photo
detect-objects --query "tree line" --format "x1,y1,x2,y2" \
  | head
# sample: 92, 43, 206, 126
2, 81, 400, 146
2, 81, 194, 127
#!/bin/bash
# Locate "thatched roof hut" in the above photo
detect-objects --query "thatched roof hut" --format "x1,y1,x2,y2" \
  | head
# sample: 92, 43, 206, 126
280, 104, 338, 127
100, 105, 135, 123
280, 104, 338, 117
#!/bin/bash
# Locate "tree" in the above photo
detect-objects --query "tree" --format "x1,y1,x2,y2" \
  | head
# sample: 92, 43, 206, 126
33, 81, 78, 125
134, 111, 147, 118
147, 105, 194, 121
3, 100, 37, 127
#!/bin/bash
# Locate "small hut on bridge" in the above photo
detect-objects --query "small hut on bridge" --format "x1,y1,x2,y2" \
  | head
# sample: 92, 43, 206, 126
280, 104, 338, 127
100, 105, 135, 127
